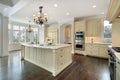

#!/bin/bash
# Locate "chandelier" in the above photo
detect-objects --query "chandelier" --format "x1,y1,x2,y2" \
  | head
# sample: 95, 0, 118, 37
33, 6, 48, 25
26, 21, 33, 33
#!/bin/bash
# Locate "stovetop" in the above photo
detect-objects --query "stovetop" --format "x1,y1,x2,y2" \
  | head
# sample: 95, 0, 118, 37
112, 47, 120, 52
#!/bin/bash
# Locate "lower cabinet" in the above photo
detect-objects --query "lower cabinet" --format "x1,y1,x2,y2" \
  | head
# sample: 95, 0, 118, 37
85, 43, 108, 58
73, 43, 108, 58
116, 57, 120, 80
23, 45, 72, 76
98, 45, 108, 58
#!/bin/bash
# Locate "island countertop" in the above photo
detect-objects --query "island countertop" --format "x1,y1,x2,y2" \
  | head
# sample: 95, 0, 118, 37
21, 43, 71, 49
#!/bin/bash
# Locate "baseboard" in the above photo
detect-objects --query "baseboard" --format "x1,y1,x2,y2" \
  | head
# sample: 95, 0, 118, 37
74, 53, 85, 56
86, 55, 108, 60
9, 49, 21, 53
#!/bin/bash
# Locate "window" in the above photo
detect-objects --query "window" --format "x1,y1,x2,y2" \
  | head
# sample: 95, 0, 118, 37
104, 20, 112, 38
13, 31, 20, 43
8, 24, 38, 44
33, 28, 38, 43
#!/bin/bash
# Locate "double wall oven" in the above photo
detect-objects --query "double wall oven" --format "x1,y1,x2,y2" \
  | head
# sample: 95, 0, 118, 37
74, 32, 85, 50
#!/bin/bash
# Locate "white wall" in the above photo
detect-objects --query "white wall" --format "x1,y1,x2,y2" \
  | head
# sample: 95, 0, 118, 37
59, 18, 74, 53
0, 13, 2, 57
0, 13, 9, 57
60, 25, 65, 43
2, 17, 8, 56
39, 25, 45, 44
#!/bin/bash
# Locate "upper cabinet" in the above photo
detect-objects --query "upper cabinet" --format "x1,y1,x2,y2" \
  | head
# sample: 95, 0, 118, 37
106, 0, 120, 22
86, 19, 102, 37
46, 24, 59, 44
74, 20, 86, 32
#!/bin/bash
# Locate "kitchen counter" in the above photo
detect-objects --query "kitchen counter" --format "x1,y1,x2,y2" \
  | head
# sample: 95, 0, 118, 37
21, 43, 72, 76
86, 42, 111, 45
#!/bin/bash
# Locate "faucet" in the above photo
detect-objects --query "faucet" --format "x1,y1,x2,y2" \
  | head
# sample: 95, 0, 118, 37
91, 38, 94, 43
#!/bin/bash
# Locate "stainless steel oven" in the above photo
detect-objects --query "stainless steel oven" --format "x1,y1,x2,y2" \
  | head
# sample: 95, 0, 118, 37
75, 32, 85, 50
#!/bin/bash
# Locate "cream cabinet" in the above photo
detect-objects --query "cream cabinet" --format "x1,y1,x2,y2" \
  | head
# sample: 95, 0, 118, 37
112, 22, 120, 46
75, 43, 108, 58
46, 26, 58, 44
98, 45, 108, 58
22, 45, 72, 76
55, 46, 72, 74
86, 19, 102, 37
106, 0, 120, 22
21, 45, 25, 59
74, 20, 86, 32
85, 43, 108, 58
85, 44, 99, 56
116, 56, 120, 80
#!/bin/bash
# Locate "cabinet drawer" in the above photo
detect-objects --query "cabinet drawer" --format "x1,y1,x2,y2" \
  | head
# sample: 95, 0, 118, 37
56, 53, 64, 61
56, 48, 64, 53
85, 44, 92, 50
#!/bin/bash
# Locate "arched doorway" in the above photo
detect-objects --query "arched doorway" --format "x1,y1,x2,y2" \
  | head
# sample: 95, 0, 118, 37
60, 24, 72, 44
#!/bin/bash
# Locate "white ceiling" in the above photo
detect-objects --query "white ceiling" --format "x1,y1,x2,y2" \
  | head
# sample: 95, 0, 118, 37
0, 0, 20, 16
1, 0, 110, 23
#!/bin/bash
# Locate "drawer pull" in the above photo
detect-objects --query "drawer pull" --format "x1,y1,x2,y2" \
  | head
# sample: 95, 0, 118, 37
61, 56, 63, 57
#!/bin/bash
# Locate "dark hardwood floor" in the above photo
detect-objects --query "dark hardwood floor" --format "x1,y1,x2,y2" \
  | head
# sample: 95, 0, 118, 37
0, 51, 110, 80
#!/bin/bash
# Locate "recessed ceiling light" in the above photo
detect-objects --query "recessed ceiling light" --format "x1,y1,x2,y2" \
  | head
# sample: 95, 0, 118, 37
54, 4, 58, 7
92, 5, 96, 8
66, 12, 70, 15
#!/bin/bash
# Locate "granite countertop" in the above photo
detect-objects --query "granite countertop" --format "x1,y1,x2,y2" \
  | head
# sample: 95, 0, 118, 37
21, 43, 70, 49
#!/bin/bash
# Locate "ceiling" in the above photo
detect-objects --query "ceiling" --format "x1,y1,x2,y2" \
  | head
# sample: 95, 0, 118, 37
0, 0, 20, 16
0, 0, 110, 24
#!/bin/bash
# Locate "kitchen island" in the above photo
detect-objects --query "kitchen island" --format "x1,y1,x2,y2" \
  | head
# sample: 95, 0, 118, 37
21, 43, 72, 76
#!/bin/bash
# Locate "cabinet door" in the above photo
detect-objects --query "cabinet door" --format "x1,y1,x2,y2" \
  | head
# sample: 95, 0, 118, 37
86, 19, 101, 37
25, 47, 30, 60
75, 20, 86, 32
98, 45, 108, 58
91, 44, 99, 56
21, 45, 25, 59
48, 30, 58, 43
93, 19, 101, 37
75, 21, 80, 32
85, 44, 92, 55
86, 20, 93, 36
